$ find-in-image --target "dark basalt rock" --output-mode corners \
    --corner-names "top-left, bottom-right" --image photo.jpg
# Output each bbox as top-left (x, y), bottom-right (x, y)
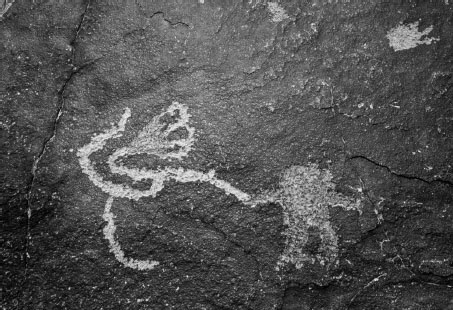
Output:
top-left (1, 0), bottom-right (452, 309)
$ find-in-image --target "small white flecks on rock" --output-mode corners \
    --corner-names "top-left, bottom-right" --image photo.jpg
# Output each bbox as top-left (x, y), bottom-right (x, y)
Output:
top-left (267, 2), bottom-right (289, 23)
top-left (386, 21), bottom-right (440, 52)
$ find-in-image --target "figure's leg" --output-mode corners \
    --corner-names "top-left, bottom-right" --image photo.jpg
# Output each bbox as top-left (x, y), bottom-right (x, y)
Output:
top-left (318, 222), bottom-right (340, 268)
top-left (102, 196), bottom-right (160, 270)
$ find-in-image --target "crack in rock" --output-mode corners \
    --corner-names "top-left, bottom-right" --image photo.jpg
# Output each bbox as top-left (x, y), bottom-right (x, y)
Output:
top-left (349, 155), bottom-right (453, 187)
top-left (138, 8), bottom-right (190, 28)
top-left (24, 0), bottom-right (92, 271)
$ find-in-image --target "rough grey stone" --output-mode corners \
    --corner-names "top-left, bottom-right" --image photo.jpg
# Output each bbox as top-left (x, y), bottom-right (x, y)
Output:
top-left (1, 0), bottom-right (452, 309)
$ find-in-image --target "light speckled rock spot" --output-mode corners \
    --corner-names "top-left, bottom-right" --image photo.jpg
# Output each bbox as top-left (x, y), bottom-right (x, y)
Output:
top-left (386, 21), bottom-right (440, 51)
top-left (267, 2), bottom-right (289, 23)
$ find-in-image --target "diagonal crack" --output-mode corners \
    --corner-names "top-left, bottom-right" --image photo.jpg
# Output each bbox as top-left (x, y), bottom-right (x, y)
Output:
top-left (349, 155), bottom-right (453, 187)
top-left (346, 273), bottom-right (388, 307)
top-left (24, 0), bottom-right (92, 272)
top-left (152, 11), bottom-right (190, 27)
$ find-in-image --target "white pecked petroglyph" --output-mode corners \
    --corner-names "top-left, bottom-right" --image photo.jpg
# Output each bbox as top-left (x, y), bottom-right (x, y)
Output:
top-left (102, 196), bottom-right (160, 270)
top-left (0, 0), bottom-right (15, 18)
top-left (386, 21), bottom-right (440, 52)
top-left (77, 102), bottom-right (252, 270)
top-left (78, 102), bottom-right (361, 271)
top-left (254, 164), bottom-right (362, 269)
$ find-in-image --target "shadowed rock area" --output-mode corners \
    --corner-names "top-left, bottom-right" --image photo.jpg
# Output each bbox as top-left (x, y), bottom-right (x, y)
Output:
top-left (1, 0), bottom-right (452, 309)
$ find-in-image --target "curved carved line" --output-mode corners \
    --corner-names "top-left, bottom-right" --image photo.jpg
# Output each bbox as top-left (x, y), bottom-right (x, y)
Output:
top-left (103, 196), bottom-right (160, 270)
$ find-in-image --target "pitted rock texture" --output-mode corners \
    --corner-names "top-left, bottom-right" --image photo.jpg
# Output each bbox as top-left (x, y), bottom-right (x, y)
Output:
top-left (1, 0), bottom-right (452, 309)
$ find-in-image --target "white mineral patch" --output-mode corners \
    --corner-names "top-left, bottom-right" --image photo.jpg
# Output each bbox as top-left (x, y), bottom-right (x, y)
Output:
top-left (267, 2), bottom-right (289, 23)
top-left (78, 102), bottom-right (253, 270)
top-left (386, 21), bottom-right (440, 52)
top-left (255, 164), bottom-right (361, 269)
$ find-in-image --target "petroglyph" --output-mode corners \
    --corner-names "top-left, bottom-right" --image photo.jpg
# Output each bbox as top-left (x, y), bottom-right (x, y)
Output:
top-left (102, 196), bottom-right (160, 270)
top-left (78, 102), bottom-right (361, 271)
top-left (255, 164), bottom-right (362, 270)
top-left (0, 0), bottom-right (15, 18)
top-left (386, 21), bottom-right (439, 52)
top-left (78, 102), bottom-right (252, 270)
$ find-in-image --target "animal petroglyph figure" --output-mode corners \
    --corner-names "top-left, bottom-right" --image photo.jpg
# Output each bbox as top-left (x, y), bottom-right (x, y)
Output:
top-left (78, 102), bottom-right (253, 270)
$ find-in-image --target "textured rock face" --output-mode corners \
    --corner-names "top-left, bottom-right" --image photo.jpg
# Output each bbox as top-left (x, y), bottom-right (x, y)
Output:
top-left (1, 0), bottom-right (452, 309)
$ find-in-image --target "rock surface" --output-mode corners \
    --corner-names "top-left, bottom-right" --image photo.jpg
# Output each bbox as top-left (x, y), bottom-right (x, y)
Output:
top-left (1, 0), bottom-right (452, 309)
